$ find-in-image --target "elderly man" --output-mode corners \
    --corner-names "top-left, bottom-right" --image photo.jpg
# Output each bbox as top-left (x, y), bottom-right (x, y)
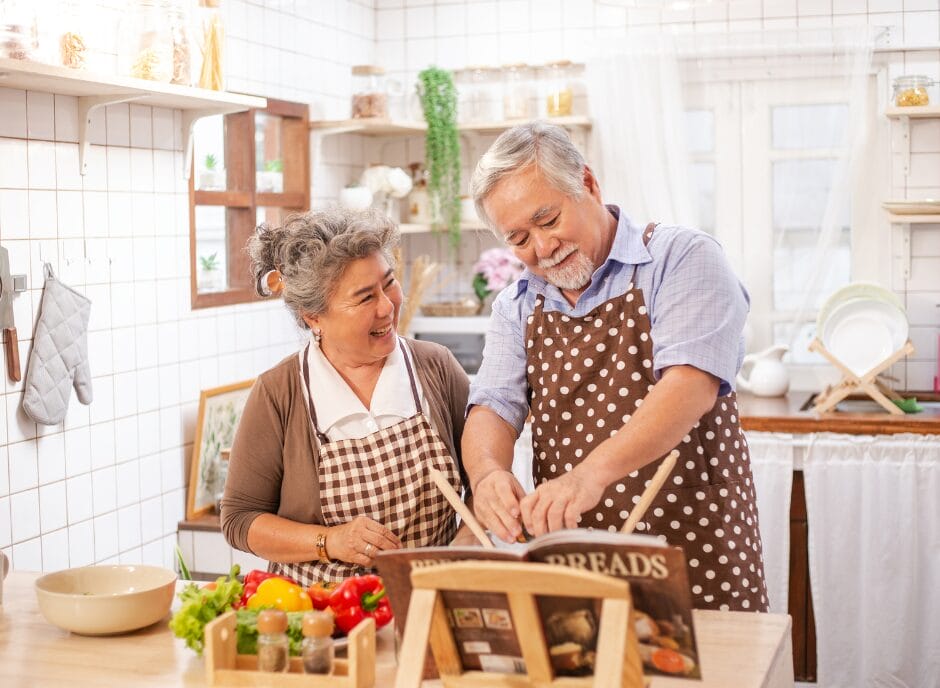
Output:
top-left (463, 121), bottom-right (767, 612)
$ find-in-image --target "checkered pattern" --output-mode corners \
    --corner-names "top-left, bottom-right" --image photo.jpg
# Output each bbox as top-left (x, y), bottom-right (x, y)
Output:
top-left (275, 413), bottom-right (459, 586)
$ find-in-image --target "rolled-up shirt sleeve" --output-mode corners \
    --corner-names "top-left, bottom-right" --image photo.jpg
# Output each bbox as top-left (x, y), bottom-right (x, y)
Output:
top-left (467, 290), bottom-right (530, 434)
top-left (648, 231), bottom-right (749, 396)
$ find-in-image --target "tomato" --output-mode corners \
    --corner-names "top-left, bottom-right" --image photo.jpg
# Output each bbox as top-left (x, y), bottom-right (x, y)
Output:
top-left (306, 581), bottom-right (336, 611)
top-left (246, 577), bottom-right (313, 612)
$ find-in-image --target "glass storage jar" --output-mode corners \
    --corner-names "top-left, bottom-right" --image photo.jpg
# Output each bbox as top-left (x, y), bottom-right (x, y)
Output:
top-left (351, 65), bottom-right (388, 119)
top-left (0, 0), bottom-right (38, 60)
top-left (892, 75), bottom-right (934, 107)
top-left (194, 0), bottom-right (224, 90)
top-left (543, 60), bottom-right (574, 117)
top-left (118, 0), bottom-right (174, 82)
top-left (167, 0), bottom-right (192, 85)
top-left (502, 63), bottom-right (533, 120)
top-left (51, 0), bottom-right (89, 69)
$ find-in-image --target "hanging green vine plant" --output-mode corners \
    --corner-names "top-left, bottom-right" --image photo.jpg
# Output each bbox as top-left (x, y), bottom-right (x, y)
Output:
top-left (417, 67), bottom-right (461, 257)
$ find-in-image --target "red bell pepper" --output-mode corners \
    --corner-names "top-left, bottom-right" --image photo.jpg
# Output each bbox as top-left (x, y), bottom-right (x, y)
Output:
top-left (306, 581), bottom-right (336, 611)
top-left (327, 574), bottom-right (394, 634)
top-left (237, 569), bottom-right (296, 608)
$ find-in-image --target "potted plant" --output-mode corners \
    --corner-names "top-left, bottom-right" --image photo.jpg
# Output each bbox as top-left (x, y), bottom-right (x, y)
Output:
top-left (417, 67), bottom-right (461, 256)
top-left (197, 252), bottom-right (222, 291)
top-left (199, 154), bottom-right (224, 190)
top-left (257, 159), bottom-right (283, 193)
top-left (472, 248), bottom-right (525, 311)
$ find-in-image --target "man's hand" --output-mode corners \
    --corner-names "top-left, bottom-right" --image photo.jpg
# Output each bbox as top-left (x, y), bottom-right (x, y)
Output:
top-left (520, 467), bottom-right (607, 537)
top-left (472, 470), bottom-right (526, 543)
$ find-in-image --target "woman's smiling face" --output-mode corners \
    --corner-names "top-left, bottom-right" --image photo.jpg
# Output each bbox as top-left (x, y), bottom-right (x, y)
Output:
top-left (306, 252), bottom-right (403, 367)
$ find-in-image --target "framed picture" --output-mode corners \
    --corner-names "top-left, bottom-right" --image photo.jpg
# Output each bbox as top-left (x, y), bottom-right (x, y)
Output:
top-left (186, 379), bottom-right (255, 519)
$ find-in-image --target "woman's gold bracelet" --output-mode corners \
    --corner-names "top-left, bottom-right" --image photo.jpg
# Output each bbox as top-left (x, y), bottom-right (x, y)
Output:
top-left (316, 532), bottom-right (330, 563)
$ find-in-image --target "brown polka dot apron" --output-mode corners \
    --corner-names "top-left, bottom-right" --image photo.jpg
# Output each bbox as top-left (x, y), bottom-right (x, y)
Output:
top-left (526, 223), bottom-right (768, 612)
top-left (274, 339), bottom-right (460, 585)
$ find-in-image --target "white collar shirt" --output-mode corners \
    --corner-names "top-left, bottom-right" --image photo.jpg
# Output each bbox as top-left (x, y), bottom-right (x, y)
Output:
top-left (301, 336), bottom-right (429, 441)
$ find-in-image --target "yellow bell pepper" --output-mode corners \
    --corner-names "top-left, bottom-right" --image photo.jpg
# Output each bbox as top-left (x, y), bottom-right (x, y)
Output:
top-left (245, 577), bottom-right (313, 612)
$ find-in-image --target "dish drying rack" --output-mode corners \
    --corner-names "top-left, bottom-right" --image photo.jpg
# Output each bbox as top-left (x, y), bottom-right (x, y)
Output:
top-left (809, 338), bottom-right (915, 415)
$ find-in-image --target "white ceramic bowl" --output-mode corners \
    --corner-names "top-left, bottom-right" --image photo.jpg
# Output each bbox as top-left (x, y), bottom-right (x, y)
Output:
top-left (35, 565), bottom-right (177, 635)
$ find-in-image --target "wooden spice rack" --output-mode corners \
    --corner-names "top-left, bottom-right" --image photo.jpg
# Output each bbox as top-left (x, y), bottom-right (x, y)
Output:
top-left (204, 612), bottom-right (375, 687)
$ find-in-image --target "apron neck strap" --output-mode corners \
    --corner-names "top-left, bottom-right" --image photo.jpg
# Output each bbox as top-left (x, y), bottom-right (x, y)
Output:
top-left (303, 338), bottom-right (423, 443)
top-left (629, 222), bottom-right (659, 285)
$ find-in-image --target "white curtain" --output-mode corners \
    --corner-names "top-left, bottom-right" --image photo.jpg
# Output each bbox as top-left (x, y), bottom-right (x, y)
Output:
top-left (745, 432), bottom-right (795, 615)
top-left (803, 434), bottom-right (940, 688)
top-left (586, 34), bottom-right (698, 228)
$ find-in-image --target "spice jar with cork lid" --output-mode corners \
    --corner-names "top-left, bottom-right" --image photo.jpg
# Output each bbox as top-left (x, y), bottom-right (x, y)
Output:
top-left (256, 609), bottom-right (290, 673)
top-left (352, 65), bottom-right (388, 119)
top-left (301, 610), bottom-right (335, 675)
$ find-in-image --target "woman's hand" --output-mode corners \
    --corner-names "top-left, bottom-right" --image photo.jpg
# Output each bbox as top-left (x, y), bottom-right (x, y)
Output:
top-left (325, 516), bottom-right (402, 567)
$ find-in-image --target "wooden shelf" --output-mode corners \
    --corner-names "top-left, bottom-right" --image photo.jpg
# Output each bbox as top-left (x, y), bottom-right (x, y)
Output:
top-left (886, 213), bottom-right (940, 223)
top-left (399, 222), bottom-right (488, 234)
top-left (885, 105), bottom-right (940, 119)
top-left (408, 316), bottom-right (489, 334)
top-left (0, 57), bottom-right (266, 177)
top-left (310, 115), bottom-right (592, 137)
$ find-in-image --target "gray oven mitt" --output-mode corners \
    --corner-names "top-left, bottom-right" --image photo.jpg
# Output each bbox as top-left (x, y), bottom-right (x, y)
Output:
top-left (22, 264), bottom-right (93, 425)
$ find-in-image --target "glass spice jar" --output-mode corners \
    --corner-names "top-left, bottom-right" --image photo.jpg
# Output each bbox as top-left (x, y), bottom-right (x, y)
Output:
top-left (351, 65), bottom-right (388, 119)
top-left (194, 0), bottom-right (224, 90)
top-left (301, 611), bottom-right (334, 675)
top-left (502, 63), bottom-right (533, 120)
top-left (257, 609), bottom-right (290, 673)
top-left (893, 75), bottom-right (934, 107)
top-left (544, 60), bottom-right (574, 117)
top-left (118, 0), bottom-right (174, 82)
top-left (0, 0), bottom-right (38, 60)
top-left (167, 0), bottom-right (192, 85)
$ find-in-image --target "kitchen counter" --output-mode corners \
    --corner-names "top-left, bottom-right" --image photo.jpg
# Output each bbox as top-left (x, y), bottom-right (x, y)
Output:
top-left (1, 571), bottom-right (793, 687)
top-left (738, 391), bottom-right (940, 435)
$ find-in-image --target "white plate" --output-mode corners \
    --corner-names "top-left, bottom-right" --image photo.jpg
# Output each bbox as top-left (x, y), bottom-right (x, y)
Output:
top-left (882, 200), bottom-right (940, 215)
top-left (816, 282), bottom-right (904, 336)
top-left (820, 299), bottom-right (908, 376)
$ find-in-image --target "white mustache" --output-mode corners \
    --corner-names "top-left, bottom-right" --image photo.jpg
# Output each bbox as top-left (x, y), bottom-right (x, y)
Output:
top-left (538, 244), bottom-right (577, 269)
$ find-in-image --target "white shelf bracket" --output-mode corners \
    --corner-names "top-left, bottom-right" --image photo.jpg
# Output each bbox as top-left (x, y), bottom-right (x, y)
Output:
top-left (78, 94), bottom-right (145, 175)
top-left (900, 114), bottom-right (911, 177)
top-left (181, 109), bottom-right (226, 180)
top-left (900, 222), bottom-right (911, 280)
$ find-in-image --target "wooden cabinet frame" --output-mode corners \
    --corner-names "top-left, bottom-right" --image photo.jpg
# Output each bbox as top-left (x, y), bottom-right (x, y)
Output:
top-left (189, 98), bottom-right (310, 308)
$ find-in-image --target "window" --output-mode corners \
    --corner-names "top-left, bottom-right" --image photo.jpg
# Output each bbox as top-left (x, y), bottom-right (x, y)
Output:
top-left (683, 78), bottom-right (866, 375)
top-left (190, 99), bottom-right (309, 308)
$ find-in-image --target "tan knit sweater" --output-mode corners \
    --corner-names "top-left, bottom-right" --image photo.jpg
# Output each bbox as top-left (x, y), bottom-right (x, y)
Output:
top-left (220, 338), bottom-right (470, 554)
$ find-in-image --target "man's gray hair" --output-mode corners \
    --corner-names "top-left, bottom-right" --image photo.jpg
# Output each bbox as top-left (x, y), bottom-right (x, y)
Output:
top-left (469, 121), bottom-right (587, 228)
top-left (247, 208), bottom-right (399, 329)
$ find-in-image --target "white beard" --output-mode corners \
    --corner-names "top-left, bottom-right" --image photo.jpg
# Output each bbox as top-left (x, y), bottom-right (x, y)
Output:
top-left (540, 243), bottom-right (594, 291)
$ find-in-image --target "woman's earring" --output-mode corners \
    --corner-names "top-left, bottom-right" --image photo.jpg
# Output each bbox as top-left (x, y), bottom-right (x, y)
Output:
top-left (313, 329), bottom-right (322, 344)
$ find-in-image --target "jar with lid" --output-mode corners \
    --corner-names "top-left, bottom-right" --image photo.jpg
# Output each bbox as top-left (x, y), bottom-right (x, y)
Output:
top-left (48, 0), bottom-right (90, 69)
top-left (893, 75), bottom-right (935, 107)
top-left (167, 0), bottom-right (192, 85)
top-left (0, 0), bottom-right (38, 60)
top-left (352, 65), bottom-right (388, 119)
top-left (543, 60), bottom-right (574, 117)
top-left (257, 609), bottom-right (290, 673)
top-left (459, 66), bottom-right (499, 122)
top-left (301, 611), bottom-right (334, 675)
top-left (118, 0), bottom-right (174, 82)
top-left (194, 0), bottom-right (224, 90)
top-left (502, 63), bottom-right (533, 120)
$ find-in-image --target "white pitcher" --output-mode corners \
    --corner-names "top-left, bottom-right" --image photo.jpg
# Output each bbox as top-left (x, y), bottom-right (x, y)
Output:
top-left (736, 344), bottom-right (790, 397)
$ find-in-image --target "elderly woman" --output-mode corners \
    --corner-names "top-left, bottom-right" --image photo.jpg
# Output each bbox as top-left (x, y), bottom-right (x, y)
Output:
top-left (221, 208), bottom-right (470, 584)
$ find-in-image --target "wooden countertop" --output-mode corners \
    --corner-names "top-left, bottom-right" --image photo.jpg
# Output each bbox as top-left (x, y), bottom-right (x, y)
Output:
top-left (738, 390), bottom-right (940, 435)
top-left (1, 571), bottom-right (793, 687)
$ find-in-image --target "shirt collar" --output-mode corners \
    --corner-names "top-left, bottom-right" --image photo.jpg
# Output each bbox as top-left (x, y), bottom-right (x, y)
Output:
top-left (512, 205), bottom-right (652, 299)
top-left (306, 336), bottom-right (416, 431)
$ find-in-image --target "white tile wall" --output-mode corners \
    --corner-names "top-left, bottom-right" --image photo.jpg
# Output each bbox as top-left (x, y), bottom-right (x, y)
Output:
top-left (0, 0), bottom-right (374, 573)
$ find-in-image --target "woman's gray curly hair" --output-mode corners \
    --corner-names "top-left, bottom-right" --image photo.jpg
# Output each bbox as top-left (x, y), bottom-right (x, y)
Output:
top-left (248, 207), bottom-right (400, 329)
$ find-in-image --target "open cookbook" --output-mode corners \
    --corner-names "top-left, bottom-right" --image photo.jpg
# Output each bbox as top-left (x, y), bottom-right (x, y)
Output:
top-left (375, 529), bottom-right (702, 680)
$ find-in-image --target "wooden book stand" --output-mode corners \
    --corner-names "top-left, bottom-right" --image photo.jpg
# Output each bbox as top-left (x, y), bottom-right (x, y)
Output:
top-left (809, 338), bottom-right (915, 415)
top-left (394, 561), bottom-right (645, 688)
top-left (203, 611), bottom-right (375, 687)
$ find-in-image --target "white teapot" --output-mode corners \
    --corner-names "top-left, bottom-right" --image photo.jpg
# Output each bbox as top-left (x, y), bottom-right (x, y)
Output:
top-left (736, 344), bottom-right (790, 397)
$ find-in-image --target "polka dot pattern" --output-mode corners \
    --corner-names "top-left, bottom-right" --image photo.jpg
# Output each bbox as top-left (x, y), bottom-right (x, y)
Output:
top-left (522, 223), bottom-right (768, 613)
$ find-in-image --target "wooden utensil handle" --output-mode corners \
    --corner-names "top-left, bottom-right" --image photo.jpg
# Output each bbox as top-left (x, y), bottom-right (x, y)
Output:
top-left (3, 327), bottom-right (19, 382)
top-left (621, 449), bottom-right (679, 534)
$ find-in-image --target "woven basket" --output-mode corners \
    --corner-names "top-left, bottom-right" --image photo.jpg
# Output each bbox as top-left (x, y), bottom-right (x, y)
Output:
top-left (420, 299), bottom-right (482, 317)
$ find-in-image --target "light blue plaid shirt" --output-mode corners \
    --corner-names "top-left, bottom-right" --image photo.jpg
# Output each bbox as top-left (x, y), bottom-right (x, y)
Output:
top-left (468, 207), bottom-right (750, 433)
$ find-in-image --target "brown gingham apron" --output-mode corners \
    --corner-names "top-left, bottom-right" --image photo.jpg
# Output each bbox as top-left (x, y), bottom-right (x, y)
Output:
top-left (274, 339), bottom-right (460, 585)
top-left (526, 223), bottom-right (768, 612)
